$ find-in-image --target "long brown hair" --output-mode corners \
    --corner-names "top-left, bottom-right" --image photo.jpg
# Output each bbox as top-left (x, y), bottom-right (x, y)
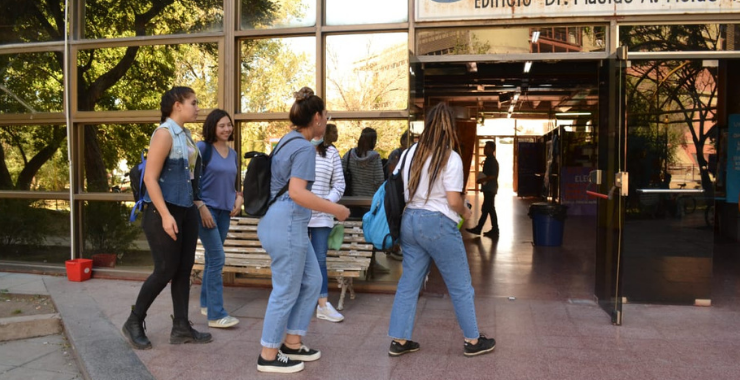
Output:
top-left (407, 103), bottom-right (460, 203)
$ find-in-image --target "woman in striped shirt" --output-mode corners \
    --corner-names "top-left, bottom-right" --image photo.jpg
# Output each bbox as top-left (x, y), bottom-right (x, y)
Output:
top-left (308, 123), bottom-right (346, 322)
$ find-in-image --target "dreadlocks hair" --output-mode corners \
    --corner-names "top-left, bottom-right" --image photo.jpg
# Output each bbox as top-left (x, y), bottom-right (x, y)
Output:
top-left (407, 102), bottom-right (460, 203)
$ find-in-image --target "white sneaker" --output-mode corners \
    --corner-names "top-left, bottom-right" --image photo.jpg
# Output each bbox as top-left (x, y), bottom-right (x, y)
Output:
top-left (316, 302), bottom-right (344, 322)
top-left (208, 315), bottom-right (239, 328)
top-left (200, 307), bottom-right (207, 316)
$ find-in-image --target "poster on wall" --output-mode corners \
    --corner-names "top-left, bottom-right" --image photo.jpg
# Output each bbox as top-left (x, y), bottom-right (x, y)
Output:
top-left (726, 114), bottom-right (740, 204)
top-left (417, 0), bottom-right (739, 22)
top-left (561, 166), bottom-right (596, 215)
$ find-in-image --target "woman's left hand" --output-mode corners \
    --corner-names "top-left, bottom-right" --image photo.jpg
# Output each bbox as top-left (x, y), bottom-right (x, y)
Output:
top-left (199, 205), bottom-right (215, 228)
top-left (230, 195), bottom-right (243, 216)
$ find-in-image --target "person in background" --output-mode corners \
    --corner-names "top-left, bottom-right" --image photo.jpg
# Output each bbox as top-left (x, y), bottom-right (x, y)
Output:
top-left (385, 129), bottom-right (412, 179)
top-left (197, 109), bottom-right (242, 329)
top-left (122, 86), bottom-right (212, 350)
top-left (256, 87), bottom-right (350, 373)
top-left (308, 123), bottom-right (346, 323)
top-left (466, 141), bottom-right (499, 237)
top-left (342, 127), bottom-right (384, 198)
top-left (387, 102), bottom-right (495, 358)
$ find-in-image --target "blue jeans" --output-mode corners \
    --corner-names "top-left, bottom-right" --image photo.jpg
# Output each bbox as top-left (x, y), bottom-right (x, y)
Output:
top-left (198, 207), bottom-right (231, 320)
top-left (308, 227), bottom-right (331, 299)
top-left (258, 195), bottom-right (321, 348)
top-left (388, 208), bottom-right (480, 340)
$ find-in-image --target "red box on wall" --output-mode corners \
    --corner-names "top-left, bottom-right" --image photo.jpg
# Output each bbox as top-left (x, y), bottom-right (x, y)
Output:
top-left (65, 259), bottom-right (93, 282)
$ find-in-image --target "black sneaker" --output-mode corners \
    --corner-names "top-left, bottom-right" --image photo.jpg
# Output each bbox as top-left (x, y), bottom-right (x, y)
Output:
top-left (464, 335), bottom-right (496, 357)
top-left (257, 351), bottom-right (304, 373)
top-left (465, 227), bottom-right (482, 235)
top-left (483, 229), bottom-right (499, 237)
top-left (280, 343), bottom-right (321, 362)
top-left (388, 340), bottom-right (420, 356)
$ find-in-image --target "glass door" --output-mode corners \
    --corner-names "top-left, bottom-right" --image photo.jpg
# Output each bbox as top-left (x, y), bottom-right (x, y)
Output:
top-left (621, 58), bottom-right (717, 305)
top-left (594, 50), bottom-right (627, 324)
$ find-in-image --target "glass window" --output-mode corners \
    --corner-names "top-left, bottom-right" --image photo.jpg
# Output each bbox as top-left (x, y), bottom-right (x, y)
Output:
top-left (80, 123), bottom-right (157, 193)
top-left (241, 0), bottom-right (315, 30)
top-left (78, 43), bottom-right (218, 112)
top-left (240, 37), bottom-right (315, 113)
top-left (240, 121), bottom-right (294, 154)
top-left (0, 125), bottom-right (69, 191)
top-left (331, 119), bottom-right (409, 159)
top-left (326, 33), bottom-right (408, 111)
top-left (620, 24), bottom-right (739, 52)
top-left (0, 53), bottom-right (64, 114)
top-left (326, 0), bottom-right (407, 26)
top-left (82, 201), bottom-right (150, 268)
top-left (417, 25), bottom-right (607, 56)
top-left (83, 0), bottom-right (224, 39)
top-left (0, 3), bottom-right (64, 44)
top-left (0, 199), bottom-right (70, 265)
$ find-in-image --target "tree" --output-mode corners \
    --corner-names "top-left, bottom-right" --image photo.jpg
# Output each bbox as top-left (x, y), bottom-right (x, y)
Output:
top-left (0, 0), bottom-right (274, 191)
top-left (621, 25), bottom-right (720, 193)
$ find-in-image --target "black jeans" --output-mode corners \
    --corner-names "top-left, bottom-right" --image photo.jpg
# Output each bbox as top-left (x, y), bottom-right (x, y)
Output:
top-left (475, 191), bottom-right (498, 232)
top-left (133, 203), bottom-right (198, 321)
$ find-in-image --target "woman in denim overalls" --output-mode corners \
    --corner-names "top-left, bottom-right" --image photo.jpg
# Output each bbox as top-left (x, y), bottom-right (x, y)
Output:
top-left (256, 87), bottom-right (350, 374)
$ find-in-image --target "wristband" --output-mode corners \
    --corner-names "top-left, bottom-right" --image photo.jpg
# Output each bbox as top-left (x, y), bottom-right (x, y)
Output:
top-left (197, 203), bottom-right (206, 210)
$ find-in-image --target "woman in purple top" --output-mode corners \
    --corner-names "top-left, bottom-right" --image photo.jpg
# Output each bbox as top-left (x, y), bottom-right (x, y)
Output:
top-left (196, 109), bottom-right (243, 329)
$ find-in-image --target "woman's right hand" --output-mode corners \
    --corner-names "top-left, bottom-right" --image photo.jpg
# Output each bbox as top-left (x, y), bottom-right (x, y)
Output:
top-left (334, 204), bottom-right (351, 221)
top-left (161, 213), bottom-right (179, 241)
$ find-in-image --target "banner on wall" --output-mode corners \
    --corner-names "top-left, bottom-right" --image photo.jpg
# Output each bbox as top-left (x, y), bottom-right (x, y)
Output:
top-left (726, 114), bottom-right (740, 204)
top-left (561, 166), bottom-right (596, 215)
top-left (418, 0), bottom-right (738, 22)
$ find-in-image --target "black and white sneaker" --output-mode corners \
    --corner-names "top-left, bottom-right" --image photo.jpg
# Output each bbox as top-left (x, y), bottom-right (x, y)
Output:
top-left (388, 340), bottom-right (420, 356)
top-left (280, 343), bottom-right (321, 362)
top-left (463, 335), bottom-right (496, 357)
top-left (257, 351), bottom-right (304, 373)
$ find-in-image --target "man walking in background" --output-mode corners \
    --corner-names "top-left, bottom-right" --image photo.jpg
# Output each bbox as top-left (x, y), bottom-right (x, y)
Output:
top-left (466, 141), bottom-right (499, 237)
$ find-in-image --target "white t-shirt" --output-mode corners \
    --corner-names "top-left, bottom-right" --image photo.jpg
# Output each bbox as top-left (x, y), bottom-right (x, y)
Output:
top-left (398, 144), bottom-right (463, 223)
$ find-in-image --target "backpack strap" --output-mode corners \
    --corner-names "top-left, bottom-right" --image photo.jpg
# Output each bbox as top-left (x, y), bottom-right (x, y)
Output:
top-left (129, 149), bottom-right (148, 222)
top-left (267, 135), bottom-right (304, 204)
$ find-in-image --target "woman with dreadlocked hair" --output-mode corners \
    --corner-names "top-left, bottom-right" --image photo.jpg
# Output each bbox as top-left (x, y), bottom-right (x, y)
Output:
top-left (387, 103), bottom-right (496, 358)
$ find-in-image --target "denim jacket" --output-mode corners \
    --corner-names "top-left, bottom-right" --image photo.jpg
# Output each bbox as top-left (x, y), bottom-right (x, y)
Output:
top-left (144, 118), bottom-right (202, 207)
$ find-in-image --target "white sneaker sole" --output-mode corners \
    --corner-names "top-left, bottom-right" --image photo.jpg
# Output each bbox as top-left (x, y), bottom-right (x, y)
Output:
top-left (257, 362), bottom-right (305, 373)
top-left (316, 314), bottom-right (344, 323)
top-left (283, 351), bottom-right (321, 362)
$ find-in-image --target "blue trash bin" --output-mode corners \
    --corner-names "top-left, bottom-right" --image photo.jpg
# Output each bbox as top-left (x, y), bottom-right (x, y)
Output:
top-left (528, 202), bottom-right (567, 246)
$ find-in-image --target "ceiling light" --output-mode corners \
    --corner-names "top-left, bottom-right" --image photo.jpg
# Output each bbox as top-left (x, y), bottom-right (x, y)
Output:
top-left (531, 31), bottom-right (540, 43)
top-left (523, 61), bottom-right (533, 73)
top-left (555, 112), bottom-right (592, 116)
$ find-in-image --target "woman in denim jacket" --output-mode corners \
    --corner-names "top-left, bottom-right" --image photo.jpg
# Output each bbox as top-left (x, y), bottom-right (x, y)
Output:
top-left (122, 86), bottom-right (212, 350)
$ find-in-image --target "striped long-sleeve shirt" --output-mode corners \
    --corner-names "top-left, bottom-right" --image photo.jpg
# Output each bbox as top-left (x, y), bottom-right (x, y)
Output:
top-left (309, 145), bottom-right (346, 228)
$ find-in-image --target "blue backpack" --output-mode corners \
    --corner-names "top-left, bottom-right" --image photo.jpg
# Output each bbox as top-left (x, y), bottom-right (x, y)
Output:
top-left (362, 145), bottom-right (415, 250)
top-left (128, 149), bottom-right (148, 222)
top-left (362, 181), bottom-right (394, 250)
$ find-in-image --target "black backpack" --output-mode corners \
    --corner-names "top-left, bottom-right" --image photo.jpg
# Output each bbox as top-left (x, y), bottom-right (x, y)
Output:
top-left (342, 149), bottom-right (353, 196)
top-left (384, 144), bottom-right (416, 243)
top-left (242, 136), bottom-right (302, 217)
top-left (128, 149), bottom-right (148, 222)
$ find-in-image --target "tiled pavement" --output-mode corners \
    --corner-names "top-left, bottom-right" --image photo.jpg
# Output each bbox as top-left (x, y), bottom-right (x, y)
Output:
top-left (2, 272), bottom-right (740, 380)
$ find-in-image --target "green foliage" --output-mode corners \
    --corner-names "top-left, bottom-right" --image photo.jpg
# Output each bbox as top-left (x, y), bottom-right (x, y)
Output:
top-left (0, 199), bottom-right (50, 248)
top-left (84, 202), bottom-right (139, 256)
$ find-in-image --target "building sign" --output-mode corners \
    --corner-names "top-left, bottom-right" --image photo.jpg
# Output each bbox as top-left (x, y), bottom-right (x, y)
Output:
top-left (418, 0), bottom-right (737, 22)
top-left (726, 114), bottom-right (740, 204)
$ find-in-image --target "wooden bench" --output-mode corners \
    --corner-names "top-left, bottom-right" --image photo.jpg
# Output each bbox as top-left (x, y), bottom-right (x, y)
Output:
top-left (192, 217), bottom-right (372, 310)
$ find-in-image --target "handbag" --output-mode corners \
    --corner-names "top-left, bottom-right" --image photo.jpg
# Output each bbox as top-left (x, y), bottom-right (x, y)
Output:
top-left (328, 224), bottom-right (345, 251)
